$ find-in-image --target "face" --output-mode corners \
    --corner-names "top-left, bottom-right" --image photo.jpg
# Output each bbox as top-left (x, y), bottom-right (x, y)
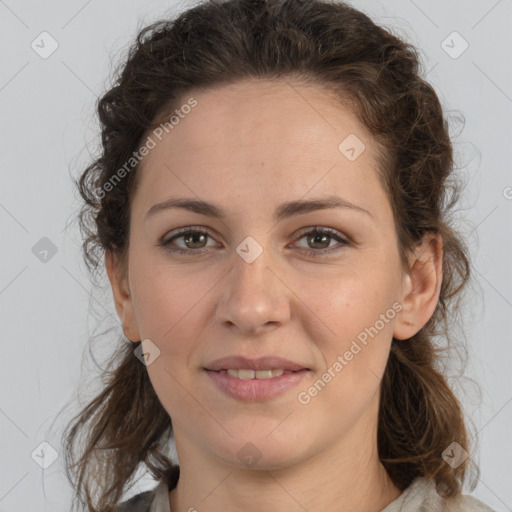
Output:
top-left (106, 78), bottom-right (437, 471)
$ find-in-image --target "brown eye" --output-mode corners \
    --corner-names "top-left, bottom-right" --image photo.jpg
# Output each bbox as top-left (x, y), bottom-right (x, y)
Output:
top-left (293, 227), bottom-right (349, 257)
top-left (180, 232), bottom-right (208, 249)
top-left (161, 227), bottom-right (218, 255)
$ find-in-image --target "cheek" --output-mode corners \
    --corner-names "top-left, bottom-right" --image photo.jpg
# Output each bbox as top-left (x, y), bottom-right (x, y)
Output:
top-left (130, 257), bottom-right (208, 344)
top-left (294, 263), bottom-right (400, 402)
top-left (131, 266), bottom-right (209, 421)
top-left (297, 265), bottom-right (400, 344)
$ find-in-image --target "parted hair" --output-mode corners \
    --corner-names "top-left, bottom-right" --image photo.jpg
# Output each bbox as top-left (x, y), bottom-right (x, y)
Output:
top-left (63, 1), bottom-right (475, 510)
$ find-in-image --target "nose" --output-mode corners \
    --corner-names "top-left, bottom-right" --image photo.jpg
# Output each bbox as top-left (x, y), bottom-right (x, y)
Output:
top-left (215, 247), bottom-right (291, 335)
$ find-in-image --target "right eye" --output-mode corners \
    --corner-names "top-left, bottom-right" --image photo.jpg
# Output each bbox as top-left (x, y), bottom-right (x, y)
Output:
top-left (160, 227), bottom-right (219, 255)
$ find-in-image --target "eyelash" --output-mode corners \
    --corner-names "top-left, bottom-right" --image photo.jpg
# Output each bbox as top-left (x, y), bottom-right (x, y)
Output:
top-left (159, 226), bottom-right (349, 258)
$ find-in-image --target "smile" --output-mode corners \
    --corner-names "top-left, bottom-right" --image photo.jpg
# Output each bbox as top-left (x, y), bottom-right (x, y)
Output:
top-left (205, 368), bottom-right (310, 401)
top-left (219, 368), bottom-right (291, 379)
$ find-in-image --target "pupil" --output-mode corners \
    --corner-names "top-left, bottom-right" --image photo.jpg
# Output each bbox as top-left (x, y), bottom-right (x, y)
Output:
top-left (186, 233), bottom-right (206, 248)
top-left (310, 233), bottom-right (329, 249)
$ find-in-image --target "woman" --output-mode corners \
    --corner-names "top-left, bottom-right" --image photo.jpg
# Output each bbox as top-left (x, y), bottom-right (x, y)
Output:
top-left (62, 0), bottom-right (495, 510)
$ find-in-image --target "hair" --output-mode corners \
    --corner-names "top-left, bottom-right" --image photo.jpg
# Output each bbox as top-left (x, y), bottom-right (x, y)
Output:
top-left (62, 0), bottom-right (476, 510)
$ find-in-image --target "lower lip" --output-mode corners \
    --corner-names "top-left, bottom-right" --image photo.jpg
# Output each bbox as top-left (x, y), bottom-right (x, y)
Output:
top-left (205, 369), bottom-right (310, 401)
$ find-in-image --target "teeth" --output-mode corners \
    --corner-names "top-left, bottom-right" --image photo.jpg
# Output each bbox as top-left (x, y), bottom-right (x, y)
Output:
top-left (224, 368), bottom-right (286, 379)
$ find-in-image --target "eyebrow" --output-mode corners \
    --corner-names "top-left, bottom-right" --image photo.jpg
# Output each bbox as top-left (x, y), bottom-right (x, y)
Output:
top-left (145, 195), bottom-right (373, 223)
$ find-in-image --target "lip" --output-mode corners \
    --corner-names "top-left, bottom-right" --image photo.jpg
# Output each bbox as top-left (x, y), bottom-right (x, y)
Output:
top-left (204, 355), bottom-right (309, 372)
top-left (204, 355), bottom-right (311, 402)
top-left (205, 368), bottom-right (310, 401)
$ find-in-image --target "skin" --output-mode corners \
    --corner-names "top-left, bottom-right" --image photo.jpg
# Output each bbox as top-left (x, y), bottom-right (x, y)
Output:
top-left (106, 78), bottom-right (443, 512)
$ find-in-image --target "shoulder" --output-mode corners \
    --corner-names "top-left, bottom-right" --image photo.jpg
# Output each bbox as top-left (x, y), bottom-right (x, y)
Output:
top-left (445, 493), bottom-right (496, 512)
top-left (382, 477), bottom-right (496, 512)
top-left (113, 466), bottom-right (178, 512)
top-left (112, 485), bottom-right (161, 512)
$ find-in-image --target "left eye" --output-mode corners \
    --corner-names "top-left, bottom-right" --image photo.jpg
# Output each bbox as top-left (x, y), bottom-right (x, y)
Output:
top-left (160, 226), bottom-right (348, 257)
top-left (293, 227), bottom-right (349, 256)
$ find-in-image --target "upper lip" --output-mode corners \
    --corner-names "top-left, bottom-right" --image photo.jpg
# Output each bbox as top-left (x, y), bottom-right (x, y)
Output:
top-left (204, 355), bottom-right (309, 372)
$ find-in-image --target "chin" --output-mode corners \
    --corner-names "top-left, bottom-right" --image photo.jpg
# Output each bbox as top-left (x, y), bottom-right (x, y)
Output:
top-left (207, 429), bottom-right (313, 471)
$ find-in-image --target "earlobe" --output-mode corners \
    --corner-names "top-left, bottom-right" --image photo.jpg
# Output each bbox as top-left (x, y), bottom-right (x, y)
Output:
top-left (393, 233), bottom-right (443, 341)
top-left (105, 250), bottom-right (141, 343)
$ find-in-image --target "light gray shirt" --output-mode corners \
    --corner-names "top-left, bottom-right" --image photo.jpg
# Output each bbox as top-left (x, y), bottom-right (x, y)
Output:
top-left (114, 476), bottom-right (496, 511)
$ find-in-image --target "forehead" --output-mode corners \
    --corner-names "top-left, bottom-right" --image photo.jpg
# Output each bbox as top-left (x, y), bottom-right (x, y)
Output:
top-left (162, 78), bottom-right (376, 154)
top-left (132, 78), bottom-right (385, 218)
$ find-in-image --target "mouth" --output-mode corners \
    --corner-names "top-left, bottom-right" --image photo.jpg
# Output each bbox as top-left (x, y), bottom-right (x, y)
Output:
top-left (209, 368), bottom-right (302, 380)
top-left (204, 354), bottom-right (310, 373)
top-left (203, 355), bottom-right (311, 401)
top-left (204, 367), bottom-right (310, 401)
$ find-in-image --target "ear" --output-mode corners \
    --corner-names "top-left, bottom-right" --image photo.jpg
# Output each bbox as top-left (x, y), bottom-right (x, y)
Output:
top-left (393, 232), bottom-right (443, 340)
top-left (105, 250), bottom-right (141, 342)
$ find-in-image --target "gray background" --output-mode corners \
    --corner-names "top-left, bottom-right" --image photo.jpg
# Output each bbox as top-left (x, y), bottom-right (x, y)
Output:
top-left (0, 0), bottom-right (510, 510)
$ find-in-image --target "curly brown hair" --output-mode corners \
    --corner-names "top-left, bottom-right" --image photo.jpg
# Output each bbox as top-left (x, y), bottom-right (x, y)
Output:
top-left (61, 0), bottom-right (477, 510)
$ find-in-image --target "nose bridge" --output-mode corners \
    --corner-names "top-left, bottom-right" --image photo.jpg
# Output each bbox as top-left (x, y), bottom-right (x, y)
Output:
top-left (215, 239), bottom-right (290, 333)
